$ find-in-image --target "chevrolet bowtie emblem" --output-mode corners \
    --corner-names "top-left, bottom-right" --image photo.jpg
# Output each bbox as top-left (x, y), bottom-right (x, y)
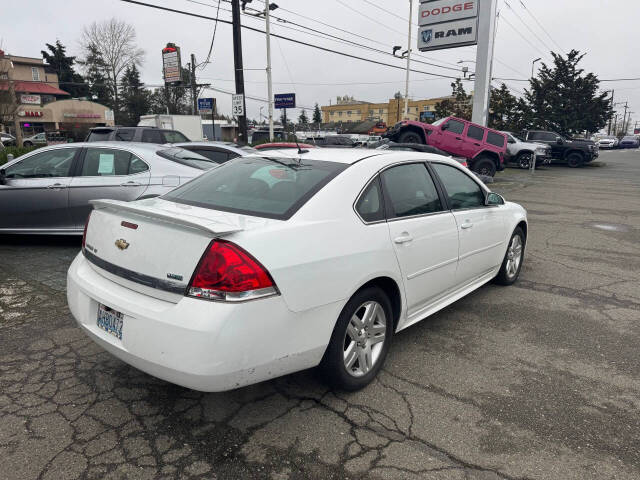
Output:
top-left (115, 239), bottom-right (130, 250)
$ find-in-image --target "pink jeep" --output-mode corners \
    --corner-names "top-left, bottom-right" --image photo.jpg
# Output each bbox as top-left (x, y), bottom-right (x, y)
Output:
top-left (386, 116), bottom-right (507, 176)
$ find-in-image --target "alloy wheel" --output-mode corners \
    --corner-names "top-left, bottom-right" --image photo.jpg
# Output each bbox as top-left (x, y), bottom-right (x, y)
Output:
top-left (505, 235), bottom-right (523, 278)
top-left (519, 153), bottom-right (532, 169)
top-left (342, 301), bottom-right (387, 377)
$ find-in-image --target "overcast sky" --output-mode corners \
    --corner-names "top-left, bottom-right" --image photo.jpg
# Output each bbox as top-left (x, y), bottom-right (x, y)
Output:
top-left (3, 0), bottom-right (639, 129)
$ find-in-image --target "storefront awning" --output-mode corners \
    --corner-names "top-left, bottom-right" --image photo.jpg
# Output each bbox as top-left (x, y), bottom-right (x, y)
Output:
top-left (0, 81), bottom-right (70, 96)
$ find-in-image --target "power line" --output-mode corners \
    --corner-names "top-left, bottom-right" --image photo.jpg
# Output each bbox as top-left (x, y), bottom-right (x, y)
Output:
top-left (119, 0), bottom-right (461, 80)
top-left (199, 0), bottom-right (223, 68)
top-left (518, 0), bottom-right (565, 54)
top-left (503, 1), bottom-right (554, 54)
top-left (498, 14), bottom-right (550, 60)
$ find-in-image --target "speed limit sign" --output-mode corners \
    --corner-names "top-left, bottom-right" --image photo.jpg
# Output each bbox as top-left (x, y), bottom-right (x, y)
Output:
top-left (232, 94), bottom-right (245, 116)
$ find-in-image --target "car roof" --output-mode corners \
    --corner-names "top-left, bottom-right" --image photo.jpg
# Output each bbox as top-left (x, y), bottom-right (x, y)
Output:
top-left (250, 147), bottom-right (462, 166)
top-left (19, 141), bottom-right (169, 154)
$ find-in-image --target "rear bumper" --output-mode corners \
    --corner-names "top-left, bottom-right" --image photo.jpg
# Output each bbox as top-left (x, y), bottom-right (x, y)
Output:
top-left (67, 253), bottom-right (341, 391)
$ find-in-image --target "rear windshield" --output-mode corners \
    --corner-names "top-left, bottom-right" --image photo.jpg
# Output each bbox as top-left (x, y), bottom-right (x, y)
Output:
top-left (156, 147), bottom-right (218, 170)
top-left (163, 156), bottom-right (348, 220)
top-left (87, 130), bottom-right (113, 141)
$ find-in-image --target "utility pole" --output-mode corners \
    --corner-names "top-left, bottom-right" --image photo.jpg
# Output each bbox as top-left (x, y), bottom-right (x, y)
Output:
top-left (231, 0), bottom-right (248, 144)
top-left (6, 61), bottom-right (23, 147)
top-left (403, 0), bottom-right (413, 119)
top-left (265, 0), bottom-right (275, 141)
top-left (622, 102), bottom-right (629, 135)
top-left (471, 0), bottom-right (498, 126)
top-left (190, 53), bottom-right (198, 115)
top-left (607, 90), bottom-right (614, 135)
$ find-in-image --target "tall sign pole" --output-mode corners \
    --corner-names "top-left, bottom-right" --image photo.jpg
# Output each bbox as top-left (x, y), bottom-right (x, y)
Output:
top-left (265, 0), bottom-right (275, 142)
top-left (471, 0), bottom-right (498, 126)
top-left (403, 0), bottom-right (413, 119)
top-left (231, 0), bottom-right (248, 144)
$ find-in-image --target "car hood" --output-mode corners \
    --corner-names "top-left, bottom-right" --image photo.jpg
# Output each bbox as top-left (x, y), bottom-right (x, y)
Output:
top-left (518, 141), bottom-right (550, 150)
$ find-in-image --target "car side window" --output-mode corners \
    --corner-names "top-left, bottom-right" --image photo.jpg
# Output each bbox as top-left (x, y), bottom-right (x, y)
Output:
top-left (141, 129), bottom-right (163, 144)
top-left (486, 131), bottom-right (505, 148)
top-left (4, 148), bottom-right (77, 179)
top-left (432, 163), bottom-right (485, 210)
top-left (381, 163), bottom-right (443, 218)
top-left (355, 177), bottom-right (385, 223)
top-left (467, 125), bottom-right (485, 141)
top-left (443, 119), bottom-right (465, 135)
top-left (80, 148), bottom-right (147, 176)
top-left (162, 130), bottom-right (190, 143)
top-left (541, 132), bottom-right (557, 141)
top-left (114, 128), bottom-right (136, 141)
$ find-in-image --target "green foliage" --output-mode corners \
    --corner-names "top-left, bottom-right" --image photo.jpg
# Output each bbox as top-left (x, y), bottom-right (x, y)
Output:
top-left (148, 67), bottom-right (192, 115)
top-left (523, 50), bottom-right (612, 136)
top-left (120, 65), bottom-right (150, 126)
top-left (78, 43), bottom-right (112, 108)
top-left (434, 79), bottom-right (472, 120)
top-left (297, 109), bottom-right (309, 126)
top-left (0, 146), bottom-right (42, 166)
top-left (313, 103), bottom-right (322, 124)
top-left (41, 40), bottom-right (88, 98)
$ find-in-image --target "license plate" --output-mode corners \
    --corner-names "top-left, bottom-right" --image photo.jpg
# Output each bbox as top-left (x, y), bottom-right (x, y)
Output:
top-left (97, 304), bottom-right (124, 340)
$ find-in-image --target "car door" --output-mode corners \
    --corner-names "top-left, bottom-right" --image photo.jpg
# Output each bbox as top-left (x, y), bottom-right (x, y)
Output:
top-left (437, 118), bottom-right (466, 153)
top-left (462, 124), bottom-right (486, 159)
top-left (68, 146), bottom-right (150, 228)
top-left (431, 163), bottom-right (506, 285)
top-left (381, 162), bottom-right (459, 318)
top-left (0, 147), bottom-right (79, 231)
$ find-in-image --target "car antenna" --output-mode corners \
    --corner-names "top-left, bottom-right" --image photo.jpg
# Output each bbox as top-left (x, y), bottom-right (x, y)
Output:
top-left (294, 133), bottom-right (309, 155)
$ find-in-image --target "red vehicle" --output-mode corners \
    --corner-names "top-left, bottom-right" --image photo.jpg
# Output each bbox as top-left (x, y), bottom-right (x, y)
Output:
top-left (254, 142), bottom-right (316, 151)
top-left (385, 116), bottom-right (507, 176)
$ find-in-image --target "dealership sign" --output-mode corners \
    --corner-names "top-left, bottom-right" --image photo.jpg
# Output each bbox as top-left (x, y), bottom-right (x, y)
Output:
top-left (418, 0), bottom-right (478, 52)
top-left (18, 110), bottom-right (43, 117)
top-left (162, 44), bottom-right (182, 85)
top-left (63, 113), bottom-right (102, 119)
top-left (274, 93), bottom-right (296, 109)
top-left (20, 94), bottom-right (41, 105)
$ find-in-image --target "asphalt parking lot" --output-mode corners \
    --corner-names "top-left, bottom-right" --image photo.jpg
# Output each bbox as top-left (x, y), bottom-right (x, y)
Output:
top-left (1, 149), bottom-right (639, 480)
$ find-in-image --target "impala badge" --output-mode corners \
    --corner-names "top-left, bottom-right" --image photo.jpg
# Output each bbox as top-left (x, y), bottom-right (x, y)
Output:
top-left (115, 239), bottom-right (130, 250)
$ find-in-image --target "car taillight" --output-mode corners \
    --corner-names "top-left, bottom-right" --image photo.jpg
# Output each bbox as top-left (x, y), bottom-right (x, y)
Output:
top-left (460, 160), bottom-right (468, 168)
top-left (82, 211), bottom-right (92, 251)
top-left (187, 240), bottom-right (278, 302)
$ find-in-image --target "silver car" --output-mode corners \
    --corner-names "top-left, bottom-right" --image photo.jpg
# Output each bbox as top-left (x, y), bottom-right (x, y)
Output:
top-left (172, 141), bottom-right (258, 164)
top-left (0, 142), bottom-right (216, 235)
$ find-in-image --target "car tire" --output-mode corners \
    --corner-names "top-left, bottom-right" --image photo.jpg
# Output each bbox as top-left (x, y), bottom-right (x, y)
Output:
top-left (23, 141), bottom-right (32, 147)
top-left (472, 156), bottom-right (497, 177)
top-left (516, 152), bottom-right (533, 169)
top-left (494, 227), bottom-right (525, 286)
top-left (398, 130), bottom-right (424, 144)
top-left (567, 152), bottom-right (583, 168)
top-left (319, 286), bottom-right (394, 391)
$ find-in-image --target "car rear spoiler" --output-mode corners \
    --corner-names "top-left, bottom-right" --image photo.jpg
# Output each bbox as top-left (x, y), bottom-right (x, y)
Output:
top-left (90, 199), bottom-right (243, 236)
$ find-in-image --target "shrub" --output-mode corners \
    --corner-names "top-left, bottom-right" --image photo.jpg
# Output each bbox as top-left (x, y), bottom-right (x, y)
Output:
top-left (0, 145), bottom-right (42, 166)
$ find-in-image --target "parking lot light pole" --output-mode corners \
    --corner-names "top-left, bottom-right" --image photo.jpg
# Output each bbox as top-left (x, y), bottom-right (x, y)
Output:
top-left (403, 0), bottom-right (413, 120)
top-left (265, 0), bottom-right (275, 142)
top-left (531, 57), bottom-right (541, 78)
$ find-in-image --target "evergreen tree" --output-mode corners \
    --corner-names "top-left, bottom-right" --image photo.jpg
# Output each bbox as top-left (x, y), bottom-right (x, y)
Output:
top-left (120, 64), bottom-right (150, 126)
top-left (41, 40), bottom-right (88, 98)
top-left (523, 50), bottom-right (612, 136)
top-left (297, 109), bottom-right (309, 128)
top-left (434, 79), bottom-right (472, 120)
top-left (148, 67), bottom-right (191, 115)
top-left (312, 103), bottom-right (322, 124)
top-left (78, 43), bottom-right (112, 108)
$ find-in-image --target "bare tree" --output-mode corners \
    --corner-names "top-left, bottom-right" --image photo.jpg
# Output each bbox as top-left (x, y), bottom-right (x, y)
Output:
top-left (79, 18), bottom-right (144, 122)
top-left (0, 54), bottom-right (22, 146)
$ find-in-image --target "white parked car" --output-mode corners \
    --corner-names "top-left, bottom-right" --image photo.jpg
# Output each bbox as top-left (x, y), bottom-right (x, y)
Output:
top-left (67, 149), bottom-right (528, 391)
top-left (597, 136), bottom-right (618, 149)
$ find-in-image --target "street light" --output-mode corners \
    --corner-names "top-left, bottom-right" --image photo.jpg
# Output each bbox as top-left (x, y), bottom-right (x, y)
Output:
top-left (531, 57), bottom-right (542, 78)
top-left (403, 0), bottom-right (414, 120)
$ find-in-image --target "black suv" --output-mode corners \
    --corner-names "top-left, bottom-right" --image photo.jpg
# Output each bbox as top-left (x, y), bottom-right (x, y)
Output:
top-left (522, 130), bottom-right (598, 167)
top-left (86, 126), bottom-right (190, 144)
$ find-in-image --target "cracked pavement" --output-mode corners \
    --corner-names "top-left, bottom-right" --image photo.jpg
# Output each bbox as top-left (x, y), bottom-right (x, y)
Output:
top-left (1, 149), bottom-right (639, 479)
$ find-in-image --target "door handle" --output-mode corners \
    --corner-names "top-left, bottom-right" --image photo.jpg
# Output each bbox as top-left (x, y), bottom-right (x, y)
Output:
top-left (47, 183), bottom-right (67, 189)
top-left (120, 181), bottom-right (142, 187)
top-left (473, 142), bottom-right (481, 146)
top-left (394, 233), bottom-right (413, 244)
top-left (455, 137), bottom-right (462, 140)
top-left (460, 221), bottom-right (473, 230)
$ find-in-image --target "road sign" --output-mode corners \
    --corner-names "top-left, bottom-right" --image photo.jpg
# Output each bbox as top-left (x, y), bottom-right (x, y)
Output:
top-left (198, 97), bottom-right (215, 113)
top-left (274, 93), bottom-right (296, 109)
top-left (417, 0), bottom-right (479, 52)
top-left (232, 94), bottom-right (245, 116)
top-left (162, 44), bottom-right (182, 85)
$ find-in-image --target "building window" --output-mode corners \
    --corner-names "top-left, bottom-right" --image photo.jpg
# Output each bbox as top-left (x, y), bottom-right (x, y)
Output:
top-left (369, 110), bottom-right (374, 115)
top-left (356, 110), bottom-right (361, 114)
top-left (31, 67), bottom-right (40, 81)
top-left (330, 111), bottom-right (334, 116)
top-left (347, 110), bottom-right (352, 115)
top-left (379, 109), bottom-right (383, 114)
top-left (339, 112), bottom-right (343, 117)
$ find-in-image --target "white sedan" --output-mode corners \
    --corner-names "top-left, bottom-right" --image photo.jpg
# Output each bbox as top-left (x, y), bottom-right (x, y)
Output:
top-left (67, 149), bottom-right (527, 391)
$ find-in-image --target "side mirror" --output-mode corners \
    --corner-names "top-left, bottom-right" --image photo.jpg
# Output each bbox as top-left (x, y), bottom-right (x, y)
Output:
top-left (0, 168), bottom-right (6, 185)
top-left (485, 192), bottom-right (504, 206)
top-left (556, 137), bottom-right (563, 145)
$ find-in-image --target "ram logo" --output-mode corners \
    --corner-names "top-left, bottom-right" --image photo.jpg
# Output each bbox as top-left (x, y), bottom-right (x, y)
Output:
top-left (421, 29), bottom-right (433, 44)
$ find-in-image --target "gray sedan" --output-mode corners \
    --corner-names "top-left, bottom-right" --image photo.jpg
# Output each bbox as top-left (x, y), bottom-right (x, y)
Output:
top-left (0, 142), bottom-right (216, 235)
top-left (172, 141), bottom-right (258, 164)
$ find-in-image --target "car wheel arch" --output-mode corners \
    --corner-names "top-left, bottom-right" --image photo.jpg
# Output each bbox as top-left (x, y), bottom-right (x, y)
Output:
top-left (474, 150), bottom-right (500, 166)
top-left (349, 276), bottom-right (403, 332)
top-left (398, 125), bottom-right (427, 144)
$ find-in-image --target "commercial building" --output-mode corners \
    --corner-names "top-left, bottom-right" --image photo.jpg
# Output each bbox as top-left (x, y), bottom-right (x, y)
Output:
top-left (321, 94), bottom-right (454, 125)
top-left (0, 51), bottom-right (114, 140)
